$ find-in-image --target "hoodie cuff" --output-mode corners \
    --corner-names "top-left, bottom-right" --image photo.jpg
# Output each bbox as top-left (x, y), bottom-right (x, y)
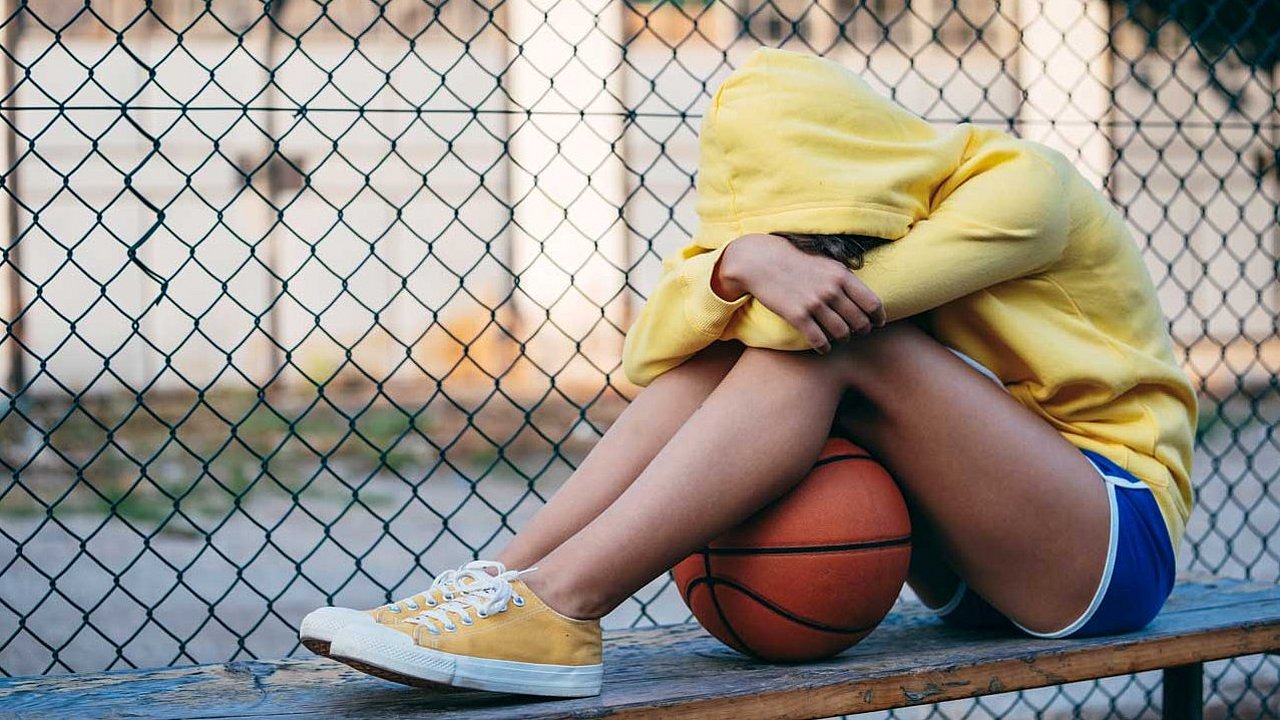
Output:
top-left (679, 243), bottom-right (751, 336)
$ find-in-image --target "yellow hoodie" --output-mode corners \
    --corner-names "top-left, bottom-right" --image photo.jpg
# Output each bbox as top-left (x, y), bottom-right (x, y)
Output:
top-left (620, 47), bottom-right (1197, 553)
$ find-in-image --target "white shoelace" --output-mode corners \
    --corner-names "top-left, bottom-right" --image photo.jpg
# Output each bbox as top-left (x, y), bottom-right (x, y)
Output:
top-left (384, 560), bottom-right (507, 614)
top-left (404, 566), bottom-right (538, 634)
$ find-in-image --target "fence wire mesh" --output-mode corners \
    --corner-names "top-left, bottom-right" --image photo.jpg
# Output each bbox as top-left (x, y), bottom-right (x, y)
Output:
top-left (0, 0), bottom-right (1276, 717)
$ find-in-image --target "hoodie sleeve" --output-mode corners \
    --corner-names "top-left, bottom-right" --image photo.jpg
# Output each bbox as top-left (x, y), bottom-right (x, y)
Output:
top-left (621, 242), bottom-right (751, 387)
top-left (853, 142), bottom-right (1071, 322)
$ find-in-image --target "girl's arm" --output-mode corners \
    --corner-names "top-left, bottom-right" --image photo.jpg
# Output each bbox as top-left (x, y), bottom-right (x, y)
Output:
top-left (621, 243), bottom-right (752, 387)
top-left (623, 138), bottom-right (1070, 388)
top-left (847, 141), bottom-right (1071, 322)
top-left (621, 234), bottom-right (885, 386)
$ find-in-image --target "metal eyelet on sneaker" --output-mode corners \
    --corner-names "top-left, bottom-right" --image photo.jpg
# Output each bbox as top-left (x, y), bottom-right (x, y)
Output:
top-left (426, 599), bottom-right (436, 607)
top-left (513, 596), bottom-right (525, 607)
top-left (405, 602), bottom-right (419, 611)
top-left (445, 623), bottom-right (458, 632)
top-left (388, 605), bottom-right (401, 613)
top-left (460, 616), bottom-right (474, 626)
top-left (475, 610), bottom-right (487, 618)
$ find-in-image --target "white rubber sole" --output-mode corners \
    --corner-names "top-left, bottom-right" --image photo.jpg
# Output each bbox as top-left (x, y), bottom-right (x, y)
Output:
top-left (329, 623), bottom-right (603, 697)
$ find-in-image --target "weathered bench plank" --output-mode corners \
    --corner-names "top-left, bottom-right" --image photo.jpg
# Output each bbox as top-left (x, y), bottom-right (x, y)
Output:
top-left (2, 579), bottom-right (1278, 720)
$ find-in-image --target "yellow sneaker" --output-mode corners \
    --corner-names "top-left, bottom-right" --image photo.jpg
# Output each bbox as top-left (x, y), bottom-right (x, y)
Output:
top-left (328, 567), bottom-right (603, 697)
top-left (298, 560), bottom-right (502, 656)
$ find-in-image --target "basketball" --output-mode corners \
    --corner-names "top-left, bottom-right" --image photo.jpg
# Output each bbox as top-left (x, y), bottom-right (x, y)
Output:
top-left (672, 436), bottom-right (911, 662)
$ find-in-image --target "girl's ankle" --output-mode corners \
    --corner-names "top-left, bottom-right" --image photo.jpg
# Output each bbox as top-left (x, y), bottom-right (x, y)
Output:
top-left (522, 570), bottom-right (608, 622)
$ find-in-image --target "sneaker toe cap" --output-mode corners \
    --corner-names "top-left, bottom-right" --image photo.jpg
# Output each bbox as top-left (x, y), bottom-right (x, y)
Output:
top-left (299, 606), bottom-right (374, 643)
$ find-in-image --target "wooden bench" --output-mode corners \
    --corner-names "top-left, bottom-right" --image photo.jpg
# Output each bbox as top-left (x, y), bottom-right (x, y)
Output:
top-left (2, 578), bottom-right (1277, 720)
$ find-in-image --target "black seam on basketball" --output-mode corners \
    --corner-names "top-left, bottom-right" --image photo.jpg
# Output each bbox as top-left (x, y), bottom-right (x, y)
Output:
top-left (701, 549), bottom-right (758, 658)
top-left (704, 535), bottom-right (911, 556)
top-left (684, 576), bottom-right (878, 635)
top-left (812, 453), bottom-right (875, 467)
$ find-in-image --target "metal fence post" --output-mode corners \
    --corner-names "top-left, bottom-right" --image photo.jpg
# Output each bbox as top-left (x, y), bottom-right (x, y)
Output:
top-left (1, 0), bottom-right (22, 398)
top-left (1163, 662), bottom-right (1204, 720)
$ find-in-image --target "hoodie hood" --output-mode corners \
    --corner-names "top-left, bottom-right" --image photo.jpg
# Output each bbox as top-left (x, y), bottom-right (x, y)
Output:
top-left (692, 47), bottom-right (975, 250)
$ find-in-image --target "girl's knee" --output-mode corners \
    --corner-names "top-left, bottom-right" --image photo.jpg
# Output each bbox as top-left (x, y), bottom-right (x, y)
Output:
top-left (650, 342), bottom-right (742, 389)
top-left (825, 319), bottom-right (935, 391)
top-left (734, 319), bottom-right (935, 394)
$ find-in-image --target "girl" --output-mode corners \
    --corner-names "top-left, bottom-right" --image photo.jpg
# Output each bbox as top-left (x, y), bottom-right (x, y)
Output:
top-left (301, 47), bottom-right (1196, 697)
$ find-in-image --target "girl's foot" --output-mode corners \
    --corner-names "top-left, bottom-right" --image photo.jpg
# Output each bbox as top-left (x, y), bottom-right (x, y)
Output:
top-left (328, 566), bottom-right (603, 697)
top-left (298, 560), bottom-right (504, 656)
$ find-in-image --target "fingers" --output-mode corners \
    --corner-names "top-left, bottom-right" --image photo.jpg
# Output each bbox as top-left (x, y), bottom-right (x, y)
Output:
top-left (801, 288), bottom-right (863, 353)
top-left (808, 274), bottom-right (887, 353)
top-left (829, 290), bottom-right (873, 337)
top-left (795, 313), bottom-right (833, 354)
top-left (772, 259), bottom-right (888, 355)
top-left (811, 301), bottom-right (853, 346)
top-left (842, 273), bottom-right (886, 328)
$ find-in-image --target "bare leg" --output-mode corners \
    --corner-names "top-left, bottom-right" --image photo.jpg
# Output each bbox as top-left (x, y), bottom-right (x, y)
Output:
top-left (827, 324), bottom-right (1112, 632)
top-left (495, 341), bottom-right (743, 570)
top-left (830, 388), bottom-right (960, 610)
top-left (525, 342), bottom-right (854, 617)
top-left (525, 321), bottom-right (1111, 635)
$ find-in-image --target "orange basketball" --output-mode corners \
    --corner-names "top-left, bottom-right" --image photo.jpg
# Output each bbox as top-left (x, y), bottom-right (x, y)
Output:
top-left (672, 436), bottom-right (911, 662)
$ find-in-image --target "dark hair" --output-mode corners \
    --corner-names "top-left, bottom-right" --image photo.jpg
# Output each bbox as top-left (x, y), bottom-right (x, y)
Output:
top-left (773, 232), bottom-right (890, 269)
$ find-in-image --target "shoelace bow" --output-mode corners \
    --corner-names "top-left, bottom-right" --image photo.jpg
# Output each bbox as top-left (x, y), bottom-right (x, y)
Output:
top-left (404, 566), bottom-right (538, 634)
top-left (384, 560), bottom-right (507, 613)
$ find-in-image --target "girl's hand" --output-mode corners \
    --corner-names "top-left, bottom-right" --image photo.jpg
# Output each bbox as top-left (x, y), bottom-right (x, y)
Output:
top-left (717, 233), bottom-right (886, 354)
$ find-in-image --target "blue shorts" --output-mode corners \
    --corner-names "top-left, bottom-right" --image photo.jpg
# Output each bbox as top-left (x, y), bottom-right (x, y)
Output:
top-left (932, 349), bottom-right (1178, 639)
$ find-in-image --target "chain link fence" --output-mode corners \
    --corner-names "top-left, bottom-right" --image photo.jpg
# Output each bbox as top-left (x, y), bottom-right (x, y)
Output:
top-left (0, 0), bottom-right (1276, 716)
